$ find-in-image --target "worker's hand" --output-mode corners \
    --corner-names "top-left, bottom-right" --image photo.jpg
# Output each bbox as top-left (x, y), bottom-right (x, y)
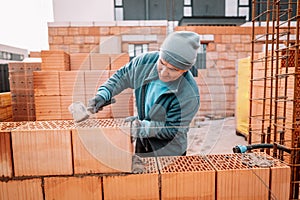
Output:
top-left (125, 116), bottom-right (150, 138)
top-left (87, 95), bottom-right (106, 114)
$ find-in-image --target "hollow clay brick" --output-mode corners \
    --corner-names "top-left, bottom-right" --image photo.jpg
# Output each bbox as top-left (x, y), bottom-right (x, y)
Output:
top-left (41, 50), bottom-right (70, 71)
top-left (35, 96), bottom-right (62, 120)
top-left (44, 176), bottom-right (102, 200)
top-left (207, 153), bottom-right (270, 200)
top-left (84, 70), bottom-right (110, 95)
top-left (110, 53), bottom-right (129, 70)
top-left (84, 70), bottom-right (111, 118)
top-left (33, 71), bottom-right (60, 96)
top-left (90, 54), bottom-right (110, 70)
top-left (0, 132), bottom-right (12, 177)
top-left (70, 53), bottom-right (91, 70)
top-left (157, 156), bottom-right (215, 200)
top-left (59, 71), bottom-right (85, 96)
top-left (259, 153), bottom-right (291, 200)
top-left (0, 178), bottom-right (43, 200)
top-left (72, 122), bottom-right (133, 173)
top-left (11, 129), bottom-right (72, 176)
top-left (103, 157), bottom-right (159, 200)
top-left (111, 88), bottom-right (134, 118)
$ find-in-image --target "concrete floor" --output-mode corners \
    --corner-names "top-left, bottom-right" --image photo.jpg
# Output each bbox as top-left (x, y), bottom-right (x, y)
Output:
top-left (187, 117), bottom-right (248, 155)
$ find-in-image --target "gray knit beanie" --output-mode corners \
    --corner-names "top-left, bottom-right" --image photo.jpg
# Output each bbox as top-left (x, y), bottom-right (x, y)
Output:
top-left (160, 31), bottom-right (200, 70)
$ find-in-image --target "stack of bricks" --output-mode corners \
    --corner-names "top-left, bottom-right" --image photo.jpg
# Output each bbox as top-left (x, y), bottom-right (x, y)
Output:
top-left (175, 26), bottom-right (265, 118)
top-left (0, 118), bottom-right (133, 199)
top-left (158, 155), bottom-right (215, 199)
top-left (103, 156), bottom-right (159, 199)
top-left (41, 50), bottom-right (70, 71)
top-left (48, 23), bottom-right (167, 54)
top-left (0, 120), bottom-right (291, 200)
top-left (8, 62), bottom-right (41, 121)
top-left (30, 49), bottom-right (132, 121)
top-left (0, 92), bottom-right (12, 122)
top-left (206, 153), bottom-right (290, 200)
top-left (70, 53), bottom-right (129, 71)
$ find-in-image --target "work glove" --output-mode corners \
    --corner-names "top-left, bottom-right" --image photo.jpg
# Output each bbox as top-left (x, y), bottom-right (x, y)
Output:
top-left (125, 116), bottom-right (151, 139)
top-left (87, 95), bottom-right (106, 114)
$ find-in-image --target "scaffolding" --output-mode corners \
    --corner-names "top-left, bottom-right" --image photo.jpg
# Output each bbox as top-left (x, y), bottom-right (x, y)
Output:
top-left (250, 0), bottom-right (300, 198)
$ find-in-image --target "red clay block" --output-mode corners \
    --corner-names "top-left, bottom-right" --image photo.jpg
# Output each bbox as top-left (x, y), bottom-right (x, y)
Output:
top-left (103, 157), bottom-right (159, 200)
top-left (84, 70), bottom-right (110, 95)
top-left (110, 53), bottom-right (129, 70)
top-left (158, 156), bottom-right (215, 199)
top-left (90, 54), bottom-right (110, 70)
top-left (72, 120), bottom-right (133, 173)
top-left (0, 132), bottom-right (13, 177)
top-left (41, 50), bottom-right (70, 71)
top-left (70, 53), bottom-right (90, 70)
top-left (33, 71), bottom-right (60, 96)
top-left (111, 89), bottom-right (134, 118)
top-left (44, 176), bottom-right (102, 200)
top-left (59, 71), bottom-right (85, 96)
top-left (0, 178), bottom-right (43, 199)
top-left (259, 153), bottom-right (291, 199)
top-left (35, 96), bottom-right (62, 120)
top-left (207, 154), bottom-right (270, 200)
top-left (11, 129), bottom-right (72, 176)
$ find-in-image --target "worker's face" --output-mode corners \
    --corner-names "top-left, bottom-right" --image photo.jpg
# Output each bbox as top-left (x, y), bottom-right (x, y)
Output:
top-left (157, 58), bottom-right (187, 82)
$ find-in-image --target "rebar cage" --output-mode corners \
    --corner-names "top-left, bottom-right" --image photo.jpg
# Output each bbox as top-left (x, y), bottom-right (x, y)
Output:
top-left (250, 0), bottom-right (300, 198)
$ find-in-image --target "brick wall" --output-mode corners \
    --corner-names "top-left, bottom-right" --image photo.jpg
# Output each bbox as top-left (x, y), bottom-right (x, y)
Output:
top-left (47, 22), bottom-right (266, 118)
top-left (176, 26), bottom-right (266, 117)
top-left (48, 21), bottom-right (168, 54)
top-left (0, 126), bottom-right (290, 200)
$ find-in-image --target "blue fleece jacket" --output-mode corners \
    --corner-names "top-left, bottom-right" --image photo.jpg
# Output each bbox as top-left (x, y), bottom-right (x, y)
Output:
top-left (97, 51), bottom-right (200, 156)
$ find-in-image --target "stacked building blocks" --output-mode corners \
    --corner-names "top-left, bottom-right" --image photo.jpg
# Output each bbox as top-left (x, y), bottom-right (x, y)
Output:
top-left (110, 53), bottom-right (130, 70)
top-left (8, 62), bottom-right (41, 121)
top-left (84, 70), bottom-right (111, 119)
top-left (44, 176), bottom-right (102, 200)
top-left (103, 157), bottom-right (159, 200)
top-left (0, 120), bottom-right (292, 200)
top-left (72, 119), bottom-right (133, 174)
top-left (109, 70), bottom-right (134, 118)
top-left (157, 155), bottom-right (215, 200)
top-left (0, 92), bottom-right (12, 122)
top-left (90, 53), bottom-right (110, 70)
top-left (206, 153), bottom-right (290, 200)
top-left (11, 127), bottom-right (73, 177)
top-left (41, 50), bottom-right (70, 71)
top-left (7, 50), bottom-right (133, 121)
top-left (70, 53), bottom-right (90, 70)
top-left (59, 71), bottom-right (86, 119)
top-left (0, 179), bottom-right (43, 199)
top-left (0, 132), bottom-right (12, 177)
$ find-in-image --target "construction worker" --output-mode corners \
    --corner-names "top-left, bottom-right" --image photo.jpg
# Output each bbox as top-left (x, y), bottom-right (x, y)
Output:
top-left (88, 31), bottom-right (200, 157)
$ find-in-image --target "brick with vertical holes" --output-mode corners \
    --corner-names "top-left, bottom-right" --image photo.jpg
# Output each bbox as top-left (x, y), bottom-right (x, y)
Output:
top-left (0, 132), bottom-right (13, 177)
top-left (103, 157), bottom-right (159, 200)
top-left (0, 178), bottom-right (43, 199)
top-left (158, 156), bottom-right (215, 199)
top-left (207, 153), bottom-right (270, 200)
top-left (72, 119), bottom-right (133, 174)
top-left (44, 176), bottom-right (102, 200)
top-left (11, 128), bottom-right (72, 176)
